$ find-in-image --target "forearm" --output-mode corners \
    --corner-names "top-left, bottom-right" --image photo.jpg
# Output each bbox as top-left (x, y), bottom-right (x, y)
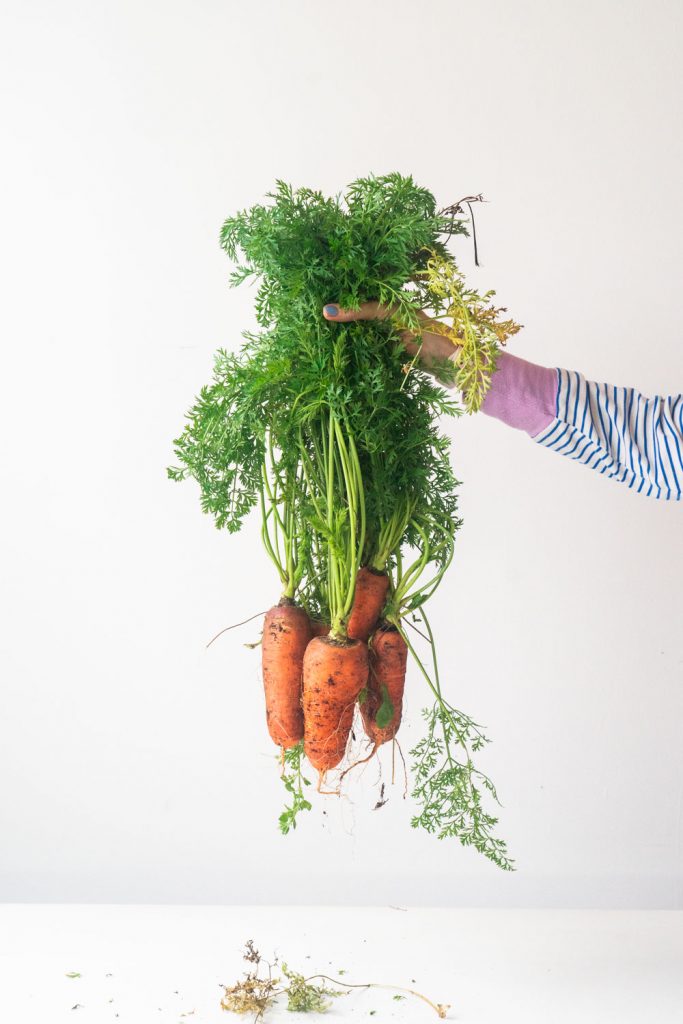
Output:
top-left (459, 350), bottom-right (683, 500)
top-left (533, 368), bottom-right (683, 499)
top-left (479, 351), bottom-right (558, 438)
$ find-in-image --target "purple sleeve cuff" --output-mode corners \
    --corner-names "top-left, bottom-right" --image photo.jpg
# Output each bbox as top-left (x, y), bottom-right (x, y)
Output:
top-left (480, 351), bottom-right (558, 437)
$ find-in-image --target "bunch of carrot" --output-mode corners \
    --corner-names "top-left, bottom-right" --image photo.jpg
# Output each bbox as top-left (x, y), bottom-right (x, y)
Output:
top-left (262, 566), bottom-right (405, 778)
top-left (169, 174), bottom-right (518, 868)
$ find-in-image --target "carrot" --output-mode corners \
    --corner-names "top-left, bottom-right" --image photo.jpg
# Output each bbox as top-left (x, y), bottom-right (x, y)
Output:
top-left (302, 636), bottom-right (369, 772)
top-left (346, 566), bottom-right (390, 642)
top-left (309, 619), bottom-right (330, 638)
top-left (358, 685), bottom-right (379, 742)
top-left (360, 623), bottom-right (408, 746)
top-left (261, 600), bottom-right (312, 749)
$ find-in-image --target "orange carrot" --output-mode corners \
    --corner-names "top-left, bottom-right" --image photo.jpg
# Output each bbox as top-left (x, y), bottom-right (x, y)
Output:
top-left (361, 623), bottom-right (408, 746)
top-left (358, 684), bottom-right (379, 742)
top-left (302, 636), bottom-right (369, 771)
top-left (261, 601), bottom-right (312, 749)
top-left (309, 619), bottom-right (330, 638)
top-left (347, 566), bottom-right (390, 642)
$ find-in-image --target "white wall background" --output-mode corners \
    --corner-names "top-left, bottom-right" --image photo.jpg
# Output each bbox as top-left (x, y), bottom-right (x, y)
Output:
top-left (1, 0), bottom-right (682, 908)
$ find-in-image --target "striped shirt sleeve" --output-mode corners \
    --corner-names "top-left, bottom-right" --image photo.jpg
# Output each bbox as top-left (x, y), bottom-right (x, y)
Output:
top-left (534, 368), bottom-right (683, 500)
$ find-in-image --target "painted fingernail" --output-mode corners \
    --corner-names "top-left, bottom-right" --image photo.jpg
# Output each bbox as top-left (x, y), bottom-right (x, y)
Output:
top-left (324, 304), bottom-right (338, 317)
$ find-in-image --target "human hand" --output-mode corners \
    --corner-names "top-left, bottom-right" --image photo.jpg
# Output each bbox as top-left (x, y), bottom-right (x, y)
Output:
top-left (322, 300), bottom-right (460, 373)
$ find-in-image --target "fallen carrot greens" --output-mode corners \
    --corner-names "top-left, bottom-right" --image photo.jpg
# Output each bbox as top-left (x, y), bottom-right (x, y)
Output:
top-left (220, 941), bottom-right (449, 1020)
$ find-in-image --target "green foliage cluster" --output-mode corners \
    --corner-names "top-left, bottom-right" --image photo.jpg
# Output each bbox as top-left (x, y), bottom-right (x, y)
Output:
top-left (411, 704), bottom-right (512, 870)
top-left (281, 964), bottom-right (342, 1014)
top-left (278, 741), bottom-right (312, 834)
top-left (169, 173), bottom-right (517, 868)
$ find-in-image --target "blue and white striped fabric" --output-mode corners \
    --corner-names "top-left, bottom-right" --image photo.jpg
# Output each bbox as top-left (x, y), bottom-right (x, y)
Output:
top-left (534, 368), bottom-right (683, 500)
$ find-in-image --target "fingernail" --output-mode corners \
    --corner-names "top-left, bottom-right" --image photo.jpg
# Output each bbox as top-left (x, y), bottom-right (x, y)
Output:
top-left (324, 304), bottom-right (338, 317)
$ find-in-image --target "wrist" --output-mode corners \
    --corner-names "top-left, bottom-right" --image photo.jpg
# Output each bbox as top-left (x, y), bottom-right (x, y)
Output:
top-left (421, 334), bottom-right (458, 368)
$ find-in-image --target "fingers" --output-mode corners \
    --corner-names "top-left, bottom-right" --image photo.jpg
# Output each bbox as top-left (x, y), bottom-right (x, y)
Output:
top-left (320, 299), bottom-right (461, 373)
top-left (322, 301), bottom-right (437, 332)
top-left (322, 300), bottom-right (398, 322)
top-left (402, 336), bottom-right (421, 357)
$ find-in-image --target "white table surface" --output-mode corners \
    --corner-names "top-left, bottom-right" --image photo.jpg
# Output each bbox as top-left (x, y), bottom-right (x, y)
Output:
top-left (1, 905), bottom-right (682, 1024)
